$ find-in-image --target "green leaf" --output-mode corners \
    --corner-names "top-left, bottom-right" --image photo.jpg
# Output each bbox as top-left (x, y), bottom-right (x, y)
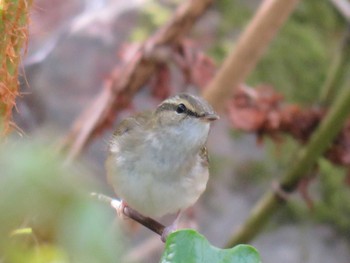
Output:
top-left (160, 229), bottom-right (261, 263)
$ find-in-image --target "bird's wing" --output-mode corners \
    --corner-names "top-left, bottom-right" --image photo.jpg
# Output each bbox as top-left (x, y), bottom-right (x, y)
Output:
top-left (107, 111), bottom-right (151, 162)
top-left (112, 111), bottom-right (151, 138)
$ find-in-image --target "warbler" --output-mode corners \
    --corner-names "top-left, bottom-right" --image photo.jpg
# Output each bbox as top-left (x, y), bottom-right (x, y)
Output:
top-left (106, 93), bottom-right (218, 240)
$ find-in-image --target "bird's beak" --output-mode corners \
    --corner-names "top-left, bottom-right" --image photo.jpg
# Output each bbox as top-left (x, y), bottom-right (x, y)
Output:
top-left (202, 113), bottom-right (220, 122)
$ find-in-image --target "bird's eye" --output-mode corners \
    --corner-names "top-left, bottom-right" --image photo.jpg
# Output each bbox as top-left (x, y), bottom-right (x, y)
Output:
top-left (176, 103), bottom-right (187, 114)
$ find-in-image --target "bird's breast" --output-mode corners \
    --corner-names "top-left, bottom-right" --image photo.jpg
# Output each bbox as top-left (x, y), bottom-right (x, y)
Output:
top-left (108, 122), bottom-right (211, 217)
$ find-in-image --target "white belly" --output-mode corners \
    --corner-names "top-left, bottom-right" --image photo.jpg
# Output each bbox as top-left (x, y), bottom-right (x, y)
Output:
top-left (107, 131), bottom-right (209, 217)
top-left (108, 152), bottom-right (208, 217)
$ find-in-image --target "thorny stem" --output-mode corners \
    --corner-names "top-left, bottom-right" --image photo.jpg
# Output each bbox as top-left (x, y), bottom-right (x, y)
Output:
top-left (0, 0), bottom-right (33, 134)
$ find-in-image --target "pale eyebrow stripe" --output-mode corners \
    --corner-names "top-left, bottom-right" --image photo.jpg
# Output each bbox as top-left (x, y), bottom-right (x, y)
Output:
top-left (156, 103), bottom-right (201, 118)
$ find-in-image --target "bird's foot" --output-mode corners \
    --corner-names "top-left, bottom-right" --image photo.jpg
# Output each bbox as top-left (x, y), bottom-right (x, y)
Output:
top-left (161, 223), bottom-right (178, 242)
top-left (111, 199), bottom-right (128, 219)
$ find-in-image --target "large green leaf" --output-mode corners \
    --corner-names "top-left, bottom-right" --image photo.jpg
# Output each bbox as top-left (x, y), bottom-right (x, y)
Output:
top-left (160, 229), bottom-right (261, 263)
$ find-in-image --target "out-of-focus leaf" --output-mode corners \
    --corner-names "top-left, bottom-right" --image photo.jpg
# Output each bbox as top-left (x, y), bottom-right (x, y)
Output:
top-left (0, 140), bottom-right (122, 262)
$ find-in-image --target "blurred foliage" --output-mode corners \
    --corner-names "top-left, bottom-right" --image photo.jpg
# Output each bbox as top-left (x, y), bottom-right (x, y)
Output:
top-left (212, 0), bottom-right (344, 104)
top-left (316, 160), bottom-right (350, 238)
top-left (216, 0), bottom-right (350, 239)
top-left (215, 0), bottom-right (251, 33)
top-left (133, 0), bottom-right (345, 105)
top-left (250, 21), bottom-right (328, 104)
top-left (272, 158), bottom-right (350, 240)
top-left (130, 1), bottom-right (173, 42)
top-left (258, 131), bottom-right (350, 237)
top-left (209, 0), bottom-right (251, 61)
top-left (204, 0), bottom-right (350, 242)
top-left (262, 0), bottom-right (350, 237)
top-left (0, 139), bottom-right (123, 262)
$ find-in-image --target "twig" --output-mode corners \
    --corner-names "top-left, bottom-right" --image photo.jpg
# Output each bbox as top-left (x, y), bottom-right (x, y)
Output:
top-left (62, 0), bottom-right (213, 160)
top-left (225, 77), bottom-right (350, 247)
top-left (202, 0), bottom-right (300, 111)
top-left (91, 193), bottom-right (165, 238)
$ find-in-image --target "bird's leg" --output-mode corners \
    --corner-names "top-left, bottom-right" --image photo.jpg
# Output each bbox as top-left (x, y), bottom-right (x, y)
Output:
top-left (111, 199), bottom-right (128, 219)
top-left (161, 210), bottom-right (182, 242)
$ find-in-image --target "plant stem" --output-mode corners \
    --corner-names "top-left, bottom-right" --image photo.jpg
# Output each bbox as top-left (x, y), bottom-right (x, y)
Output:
top-left (226, 76), bottom-right (350, 247)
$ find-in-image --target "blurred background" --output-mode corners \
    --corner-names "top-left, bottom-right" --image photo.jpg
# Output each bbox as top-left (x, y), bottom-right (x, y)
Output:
top-left (3, 0), bottom-right (350, 262)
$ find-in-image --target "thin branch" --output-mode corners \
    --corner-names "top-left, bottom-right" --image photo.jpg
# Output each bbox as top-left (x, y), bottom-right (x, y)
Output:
top-left (92, 193), bottom-right (165, 238)
top-left (225, 77), bottom-right (350, 247)
top-left (202, 0), bottom-right (300, 111)
top-left (62, 0), bottom-right (213, 160)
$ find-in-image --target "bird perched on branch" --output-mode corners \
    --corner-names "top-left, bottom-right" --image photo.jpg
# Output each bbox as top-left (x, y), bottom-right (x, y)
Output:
top-left (106, 93), bottom-right (218, 241)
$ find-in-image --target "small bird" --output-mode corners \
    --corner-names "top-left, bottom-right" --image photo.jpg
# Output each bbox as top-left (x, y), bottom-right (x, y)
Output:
top-left (106, 93), bottom-right (218, 240)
